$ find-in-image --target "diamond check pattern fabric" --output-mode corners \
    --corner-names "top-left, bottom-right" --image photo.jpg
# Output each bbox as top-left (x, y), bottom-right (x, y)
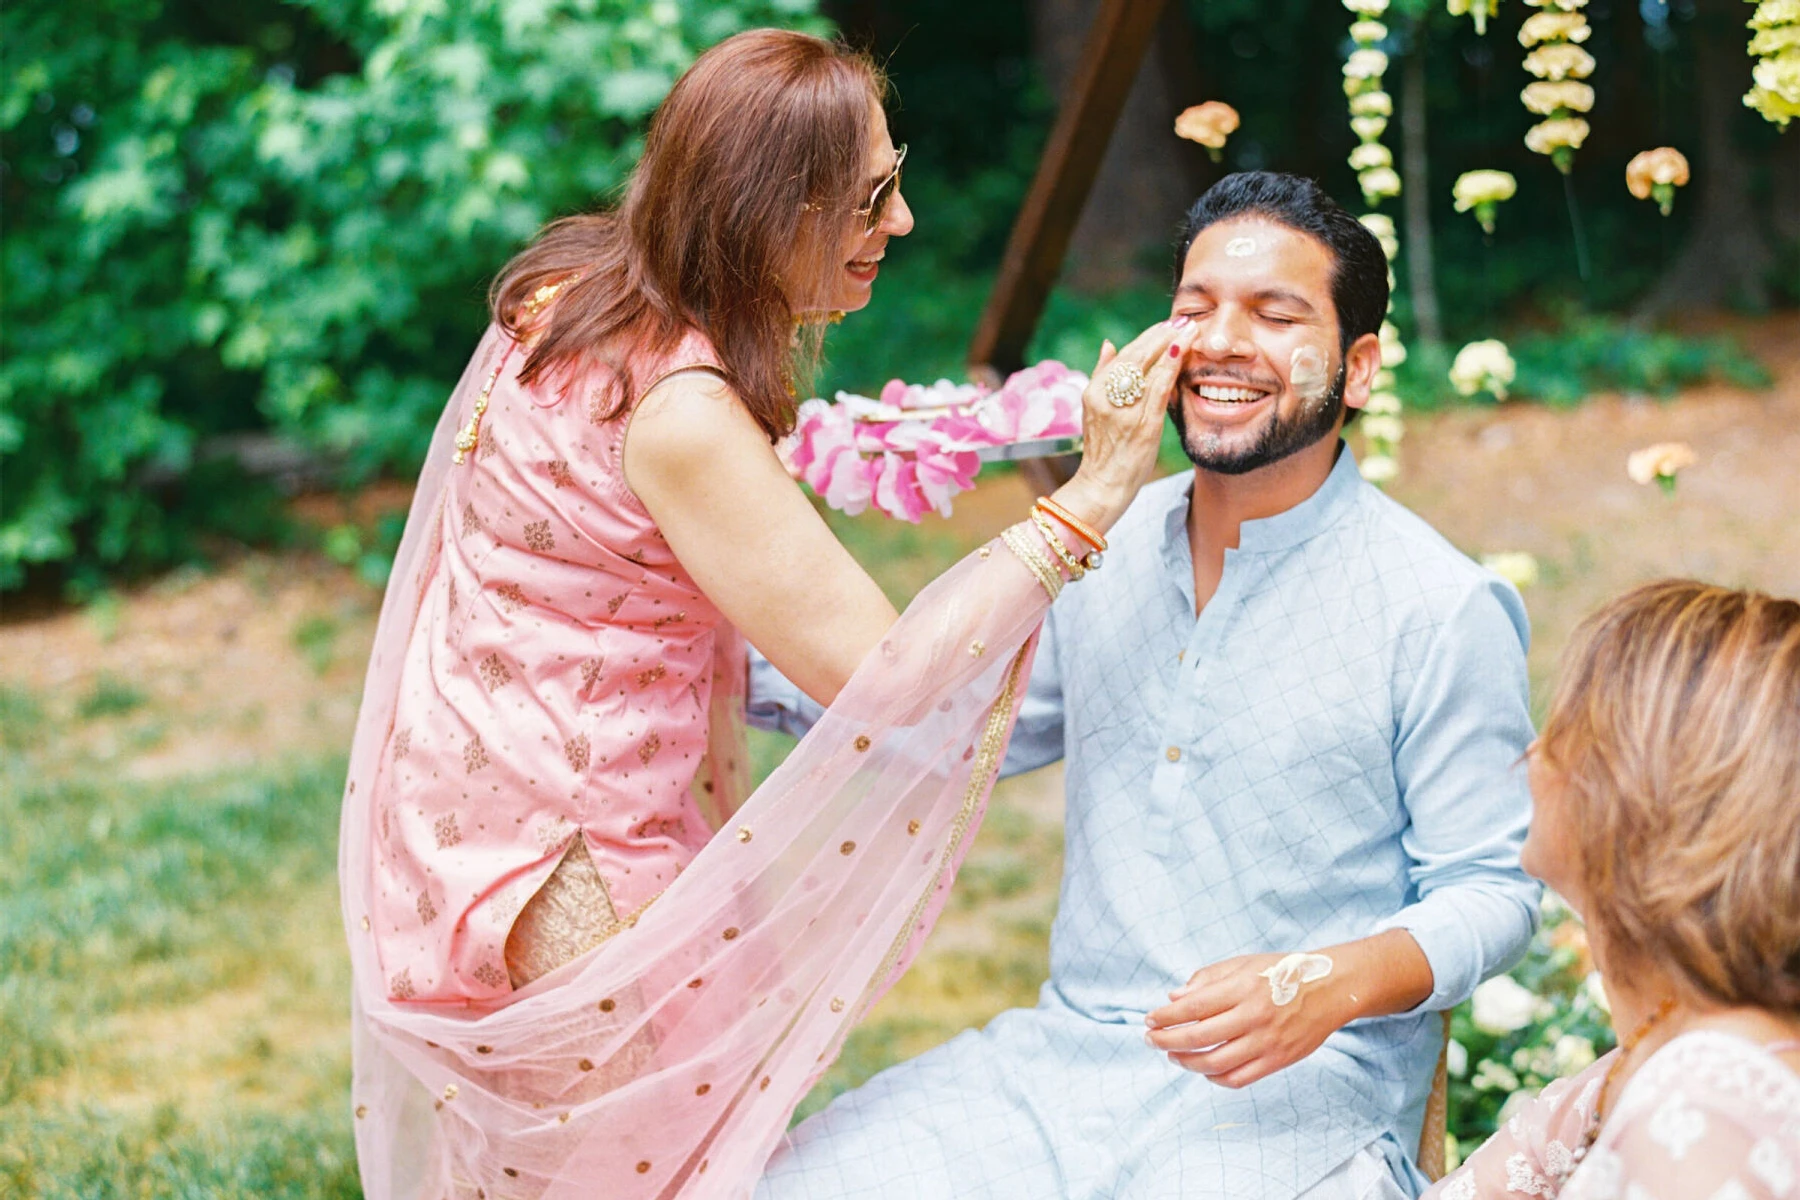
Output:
top-left (755, 447), bottom-right (1540, 1199)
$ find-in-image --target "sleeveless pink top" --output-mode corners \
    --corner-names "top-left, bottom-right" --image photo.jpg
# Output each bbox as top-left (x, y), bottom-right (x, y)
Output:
top-left (368, 324), bottom-right (736, 1004)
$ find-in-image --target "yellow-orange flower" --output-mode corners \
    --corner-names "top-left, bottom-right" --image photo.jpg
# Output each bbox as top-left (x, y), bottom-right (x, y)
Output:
top-left (1174, 101), bottom-right (1241, 150)
top-left (1522, 80), bottom-right (1596, 115)
top-left (1626, 442), bottom-right (1697, 487)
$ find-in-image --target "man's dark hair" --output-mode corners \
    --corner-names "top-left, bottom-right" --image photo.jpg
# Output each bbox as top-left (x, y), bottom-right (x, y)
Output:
top-left (1172, 171), bottom-right (1390, 355)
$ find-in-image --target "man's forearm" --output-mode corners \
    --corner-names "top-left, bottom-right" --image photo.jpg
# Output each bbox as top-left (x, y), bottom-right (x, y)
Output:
top-left (1311, 928), bottom-right (1434, 1026)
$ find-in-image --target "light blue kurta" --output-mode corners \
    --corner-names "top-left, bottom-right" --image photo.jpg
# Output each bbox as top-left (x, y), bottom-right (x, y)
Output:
top-left (752, 446), bottom-right (1540, 1199)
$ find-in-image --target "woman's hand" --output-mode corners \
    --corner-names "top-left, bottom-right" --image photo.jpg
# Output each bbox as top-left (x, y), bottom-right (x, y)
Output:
top-left (1052, 317), bottom-right (1197, 533)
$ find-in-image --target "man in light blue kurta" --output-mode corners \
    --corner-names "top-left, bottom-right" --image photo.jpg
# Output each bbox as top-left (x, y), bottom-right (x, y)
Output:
top-left (752, 173), bottom-right (1538, 1199)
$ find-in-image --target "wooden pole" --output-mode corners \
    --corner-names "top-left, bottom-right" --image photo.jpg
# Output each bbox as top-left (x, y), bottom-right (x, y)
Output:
top-left (966, 0), bottom-right (1169, 380)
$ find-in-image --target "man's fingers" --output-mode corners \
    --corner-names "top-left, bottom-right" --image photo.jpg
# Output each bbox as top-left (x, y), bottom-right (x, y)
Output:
top-left (1167, 1035), bottom-right (1261, 1080)
top-left (1144, 1008), bottom-right (1255, 1052)
top-left (1145, 985), bottom-right (1234, 1030)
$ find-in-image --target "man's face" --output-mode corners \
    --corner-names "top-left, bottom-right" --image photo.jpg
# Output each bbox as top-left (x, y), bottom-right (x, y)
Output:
top-left (1167, 216), bottom-right (1373, 475)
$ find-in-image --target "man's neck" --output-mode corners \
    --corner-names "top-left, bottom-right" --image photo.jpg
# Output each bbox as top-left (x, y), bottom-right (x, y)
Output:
top-left (1186, 434), bottom-right (1342, 613)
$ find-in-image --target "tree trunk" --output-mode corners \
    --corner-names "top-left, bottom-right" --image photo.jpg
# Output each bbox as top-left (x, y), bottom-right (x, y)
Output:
top-left (1398, 37), bottom-right (1443, 350)
top-left (1031, 0), bottom-right (1200, 290)
top-left (1635, 0), bottom-right (1773, 317)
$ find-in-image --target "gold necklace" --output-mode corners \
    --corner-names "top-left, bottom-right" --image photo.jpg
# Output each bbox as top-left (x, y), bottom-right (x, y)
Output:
top-left (1568, 997), bottom-right (1678, 1172)
top-left (453, 275), bottom-right (580, 465)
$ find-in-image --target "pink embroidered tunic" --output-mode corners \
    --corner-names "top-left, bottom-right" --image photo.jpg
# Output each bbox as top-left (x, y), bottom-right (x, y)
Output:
top-left (368, 323), bottom-right (739, 1004)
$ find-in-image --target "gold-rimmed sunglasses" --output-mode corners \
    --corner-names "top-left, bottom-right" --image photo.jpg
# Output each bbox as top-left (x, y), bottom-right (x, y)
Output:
top-left (851, 143), bottom-right (907, 236)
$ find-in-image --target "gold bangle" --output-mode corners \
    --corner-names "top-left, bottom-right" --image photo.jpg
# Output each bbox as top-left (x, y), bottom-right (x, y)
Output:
top-left (1000, 525), bottom-right (1063, 601)
top-left (1036, 496), bottom-right (1107, 553)
top-left (1028, 509), bottom-right (1086, 581)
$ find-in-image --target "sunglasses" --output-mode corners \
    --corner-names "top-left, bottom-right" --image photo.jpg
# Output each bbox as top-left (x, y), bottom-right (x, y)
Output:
top-left (851, 144), bottom-right (907, 236)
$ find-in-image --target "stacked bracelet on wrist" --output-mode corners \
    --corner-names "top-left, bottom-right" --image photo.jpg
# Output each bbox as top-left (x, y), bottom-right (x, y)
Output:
top-left (1034, 496), bottom-right (1105, 571)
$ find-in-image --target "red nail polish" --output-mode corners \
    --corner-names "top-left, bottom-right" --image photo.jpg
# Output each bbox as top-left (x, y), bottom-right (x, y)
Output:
top-left (1169, 345), bottom-right (1181, 358)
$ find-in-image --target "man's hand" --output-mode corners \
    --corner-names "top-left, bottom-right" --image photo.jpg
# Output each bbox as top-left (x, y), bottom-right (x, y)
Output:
top-left (1144, 930), bottom-right (1435, 1089)
top-left (1143, 952), bottom-right (1351, 1088)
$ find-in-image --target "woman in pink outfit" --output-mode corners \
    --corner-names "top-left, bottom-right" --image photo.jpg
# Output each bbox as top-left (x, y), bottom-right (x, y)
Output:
top-left (339, 27), bottom-right (1193, 1200)
top-left (1427, 581), bottom-right (1800, 1199)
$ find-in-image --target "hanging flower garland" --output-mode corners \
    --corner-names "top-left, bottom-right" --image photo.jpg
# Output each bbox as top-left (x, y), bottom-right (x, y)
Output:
top-left (1519, 0), bottom-right (1596, 173)
top-left (1342, 0), bottom-right (1409, 487)
top-left (783, 362), bottom-right (1085, 522)
top-left (1452, 169), bottom-right (1519, 233)
top-left (1625, 147), bottom-right (1691, 215)
top-left (1746, 0), bottom-right (1800, 128)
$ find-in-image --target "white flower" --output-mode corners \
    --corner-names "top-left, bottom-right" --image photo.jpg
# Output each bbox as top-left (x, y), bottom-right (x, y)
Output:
top-left (1359, 212), bottom-right (1399, 259)
top-left (1584, 971), bottom-right (1612, 1015)
top-left (1344, 48), bottom-right (1390, 80)
top-left (1525, 116), bottom-right (1591, 155)
top-left (1551, 1034), bottom-right (1598, 1076)
top-left (1453, 169), bottom-right (1518, 210)
top-left (1447, 1038), bottom-right (1470, 1077)
top-left (1379, 320), bottom-right (1407, 367)
top-left (1525, 0), bottom-right (1589, 10)
top-left (1627, 441), bottom-right (1696, 485)
top-left (1359, 166), bottom-right (1402, 201)
top-left (1472, 975), bottom-right (1548, 1035)
top-left (1752, 0), bottom-right (1800, 29)
top-left (1343, 0), bottom-right (1391, 14)
top-left (1365, 389), bottom-right (1403, 415)
top-left (1522, 80), bottom-right (1597, 115)
top-left (1349, 142), bottom-right (1393, 171)
top-left (1519, 11), bottom-right (1593, 45)
top-left (1472, 1058), bottom-right (1523, 1092)
top-left (1449, 338), bottom-right (1516, 399)
top-left (1752, 50), bottom-right (1800, 105)
top-left (1481, 551), bottom-right (1540, 590)
top-left (1361, 414), bottom-right (1406, 444)
top-left (1350, 19), bottom-right (1389, 43)
top-left (1523, 42), bottom-right (1596, 80)
top-left (1349, 89), bottom-right (1394, 116)
top-left (1359, 453), bottom-right (1399, 483)
top-left (1351, 114), bottom-right (1390, 140)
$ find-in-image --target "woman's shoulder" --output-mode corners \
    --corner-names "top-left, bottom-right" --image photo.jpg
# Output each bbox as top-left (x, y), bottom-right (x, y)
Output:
top-left (1616, 1029), bottom-right (1800, 1128)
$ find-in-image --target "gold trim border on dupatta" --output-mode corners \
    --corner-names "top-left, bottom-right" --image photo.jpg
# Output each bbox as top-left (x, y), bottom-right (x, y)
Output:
top-left (851, 642), bottom-right (1032, 1025)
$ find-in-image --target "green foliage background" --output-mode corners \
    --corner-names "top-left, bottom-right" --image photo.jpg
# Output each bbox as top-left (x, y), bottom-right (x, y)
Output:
top-left (3, 0), bottom-right (1791, 592)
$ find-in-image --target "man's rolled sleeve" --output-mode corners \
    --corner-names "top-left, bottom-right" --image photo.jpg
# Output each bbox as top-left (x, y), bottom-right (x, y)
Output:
top-left (1373, 575), bottom-right (1541, 1012)
top-left (745, 647), bottom-right (824, 739)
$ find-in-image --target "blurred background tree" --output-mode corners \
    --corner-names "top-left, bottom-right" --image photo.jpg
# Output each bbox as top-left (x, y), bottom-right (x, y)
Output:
top-left (3, 0), bottom-right (1793, 595)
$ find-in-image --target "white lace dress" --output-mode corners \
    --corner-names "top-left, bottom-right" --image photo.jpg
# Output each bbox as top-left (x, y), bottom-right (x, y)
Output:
top-left (1428, 1031), bottom-right (1800, 1200)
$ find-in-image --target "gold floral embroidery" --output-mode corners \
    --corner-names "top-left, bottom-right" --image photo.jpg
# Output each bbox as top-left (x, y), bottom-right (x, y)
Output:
top-left (907, 820), bottom-right (921, 836)
top-left (392, 728), bottom-right (412, 760)
top-left (623, 549), bottom-right (648, 567)
top-left (534, 815), bottom-right (574, 854)
top-left (446, 575), bottom-right (459, 615)
top-left (736, 826), bottom-right (753, 843)
top-left (637, 732), bottom-right (662, 765)
top-left (547, 460), bottom-right (574, 489)
top-left (477, 437), bottom-right (498, 462)
top-left (839, 840), bottom-right (856, 856)
top-left (355, 1104), bottom-right (368, 1118)
top-left (472, 962), bottom-right (507, 989)
top-left (379, 805), bottom-right (392, 842)
top-left (631, 815), bottom-right (687, 840)
top-left (580, 658), bottom-right (605, 690)
top-left (599, 998), bottom-right (616, 1012)
top-left (969, 639), bottom-right (986, 657)
top-left (461, 503), bottom-right (485, 538)
top-left (494, 583), bottom-right (530, 614)
top-left (721, 928), bottom-right (739, 941)
top-left (606, 593), bottom-right (628, 616)
top-left (463, 735), bottom-right (489, 774)
top-left (478, 653), bottom-right (513, 692)
top-left (417, 892), bottom-right (439, 925)
top-left (564, 733), bottom-right (591, 773)
top-left (635, 663), bottom-right (666, 688)
top-left (853, 734), bottom-right (872, 751)
top-left (391, 969), bottom-right (416, 1000)
top-left (650, 610), bottom-right (686, 629)
top-left (444, 1084), bottom-right (459, 1100)
top-left (523, 520), bottom-right (554, 553)
top-left (435, 813), bottom-right (464, 848)
top-left (829, 997), bottom-right (845, 1012)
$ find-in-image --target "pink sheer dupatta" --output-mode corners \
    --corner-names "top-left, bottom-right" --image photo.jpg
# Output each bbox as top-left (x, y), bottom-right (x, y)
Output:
top-left (339, 340), bottom-right (1055, 1199)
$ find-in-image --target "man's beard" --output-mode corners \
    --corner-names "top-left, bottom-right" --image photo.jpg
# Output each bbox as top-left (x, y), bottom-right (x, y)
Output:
top-left (1168, 362), bottom-right (1346, 476)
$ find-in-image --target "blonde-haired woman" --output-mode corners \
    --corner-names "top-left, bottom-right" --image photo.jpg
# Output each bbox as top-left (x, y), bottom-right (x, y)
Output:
top-left (1429, 580), bottom-right (1800, 1199)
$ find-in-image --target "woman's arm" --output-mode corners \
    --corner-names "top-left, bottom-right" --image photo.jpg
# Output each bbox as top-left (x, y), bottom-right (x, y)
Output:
top-left (624, 323), bottom-right (1193, 707)
top-left (626, 369), bottom-right (896, 706)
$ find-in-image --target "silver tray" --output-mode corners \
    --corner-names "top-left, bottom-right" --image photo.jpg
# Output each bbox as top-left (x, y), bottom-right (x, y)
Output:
top-left (975, 435), bottom-right (1083, 463)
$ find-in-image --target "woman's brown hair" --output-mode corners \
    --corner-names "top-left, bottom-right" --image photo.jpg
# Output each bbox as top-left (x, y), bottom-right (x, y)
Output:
top-left (1537, 579), bottom-right (1800, 1013)
top-left (490, 29), bottom-right (884, 440)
